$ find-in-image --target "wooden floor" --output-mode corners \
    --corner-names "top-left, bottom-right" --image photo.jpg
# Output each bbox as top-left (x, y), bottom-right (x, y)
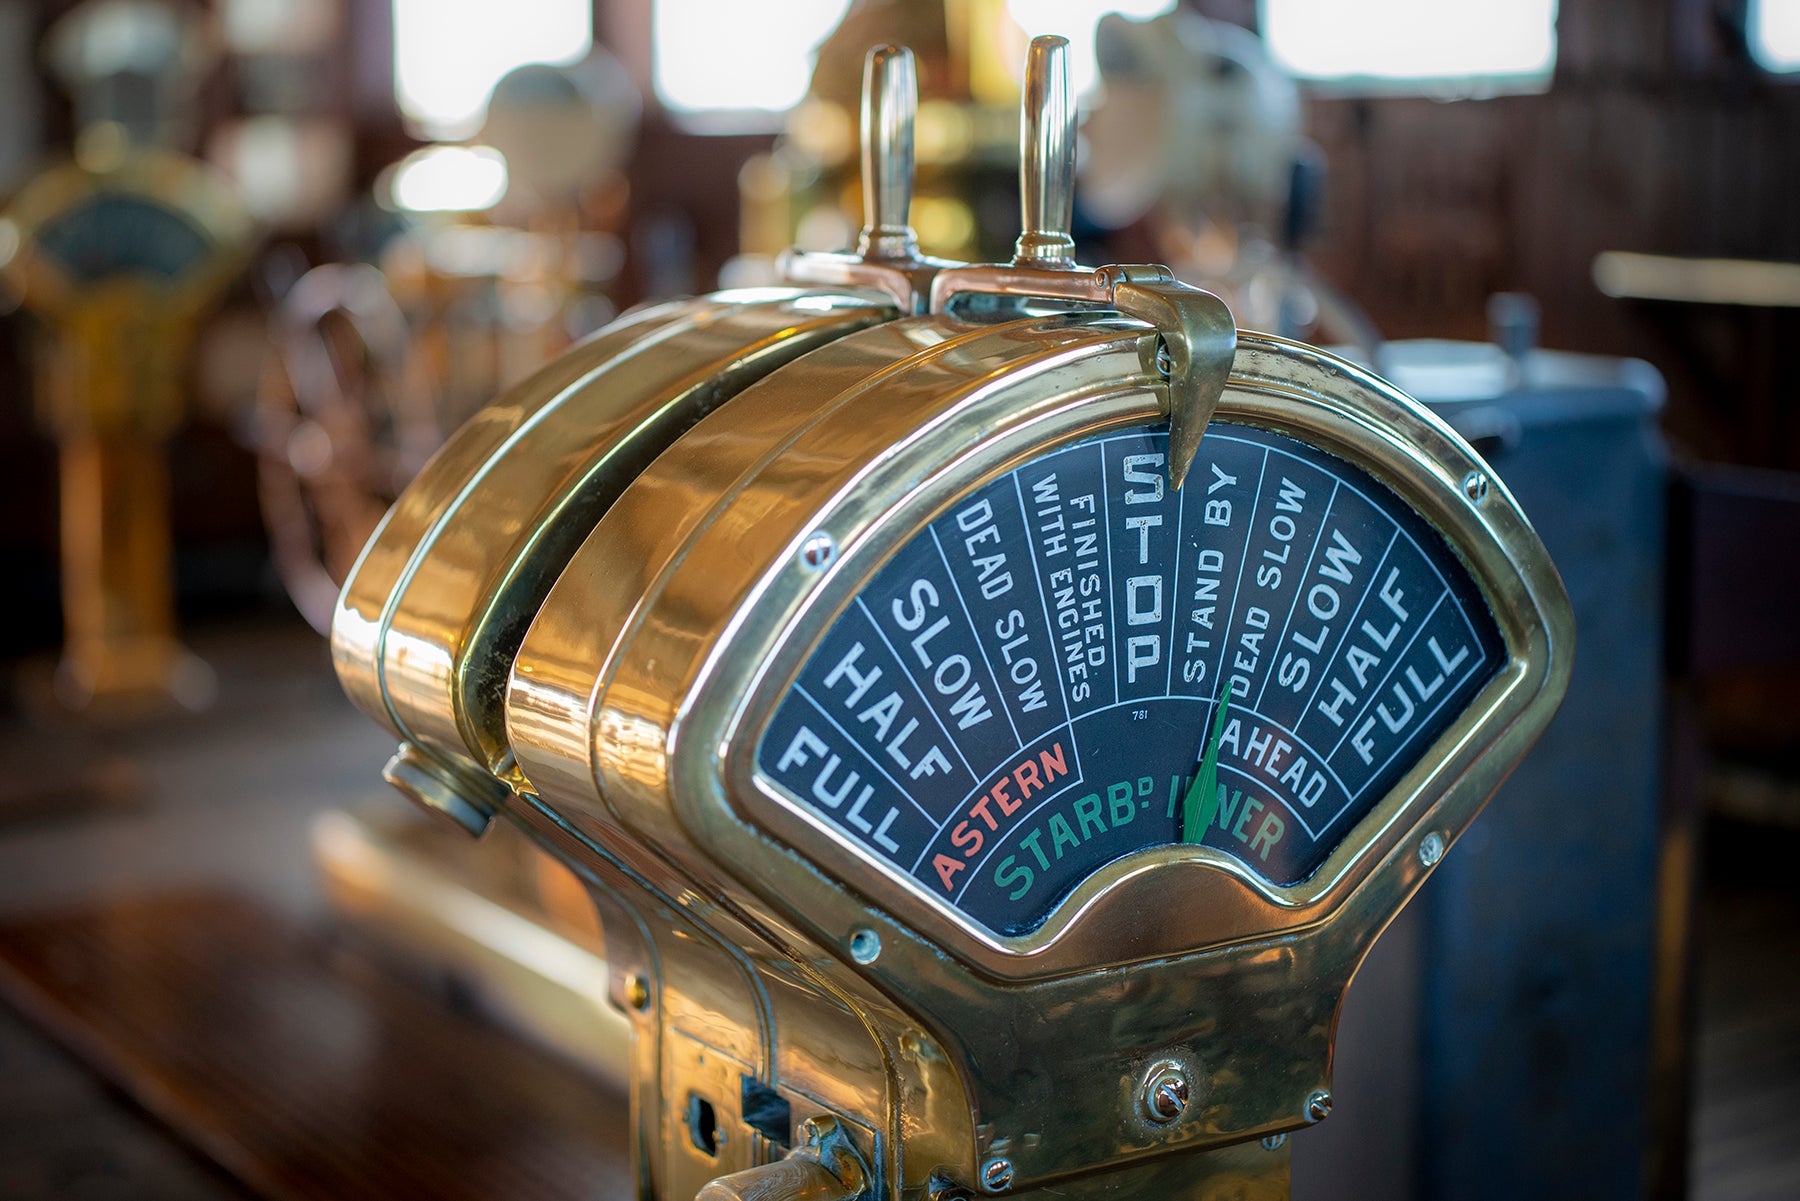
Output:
top-left (1688, 820), bottom-right (1800, 1201)
top-left (0, 620), bottom-right (391, 919)
top-left (0, 894), bottom-right (632, 1201)
top-left (0, 614), bottom-right (1794, 1199)
top-left (0, 618), bottom-right (632, 1201)
top-left (0, 996), bottom-right (250, 1201)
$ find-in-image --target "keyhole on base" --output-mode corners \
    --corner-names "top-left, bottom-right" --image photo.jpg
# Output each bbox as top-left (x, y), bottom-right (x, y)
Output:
top-left (687, 1094), bottom-right (720, 1157)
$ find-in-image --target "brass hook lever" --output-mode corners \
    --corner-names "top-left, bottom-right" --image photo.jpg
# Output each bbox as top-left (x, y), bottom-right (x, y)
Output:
top-left (925, 37), bottom-right (1236, 489)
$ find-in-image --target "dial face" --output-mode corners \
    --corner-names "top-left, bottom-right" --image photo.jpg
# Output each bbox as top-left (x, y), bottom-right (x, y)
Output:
top-left (755, 422), bottom-right (1505, 938)
top-left (34, 193), bottom-right (213, 284)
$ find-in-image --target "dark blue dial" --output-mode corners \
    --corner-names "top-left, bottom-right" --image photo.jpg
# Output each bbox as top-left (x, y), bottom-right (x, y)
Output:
top-left (756, 423), bottom-right (1504, 937)
top-left (34, 193), bottom-right (213, 284)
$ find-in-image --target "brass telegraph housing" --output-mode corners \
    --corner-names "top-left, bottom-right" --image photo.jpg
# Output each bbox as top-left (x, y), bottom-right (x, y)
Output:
top-left (334, 38), bottom-right (1572, 1201)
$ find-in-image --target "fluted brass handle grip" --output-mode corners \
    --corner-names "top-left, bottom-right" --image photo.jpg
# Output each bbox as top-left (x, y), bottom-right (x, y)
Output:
top-left (857, 44), bottom-right (919, 261)
top-left (695, 1157), bottom-right (857, 1201)
top-left (696, 1116), bottom-right (870, 1201)
top-left (1014, 34), bottom-right (1075, 266)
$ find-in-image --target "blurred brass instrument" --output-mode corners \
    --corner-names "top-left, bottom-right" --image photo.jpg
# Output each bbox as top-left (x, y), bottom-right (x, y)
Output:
top-left (731, 0), bottom-right (1029, 282)
top-left (331, 36), bottom-right (1571, 1200)
top-left (255, 52), bottom-right (640, 633)
top-left (252, 262), bottom-right (428, 633)
top-left (1, 1), bottom-right (251, 712)
top-left (1082, 8), bottom-right (1379, 355)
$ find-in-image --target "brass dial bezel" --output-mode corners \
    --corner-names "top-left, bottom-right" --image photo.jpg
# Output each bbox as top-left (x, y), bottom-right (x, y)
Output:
top-left (682, 333), bottom-right (1568, 978)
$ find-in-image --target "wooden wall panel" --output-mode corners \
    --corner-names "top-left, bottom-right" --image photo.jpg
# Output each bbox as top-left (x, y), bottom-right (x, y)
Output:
top-left (1295, 0), bottom-right (1800, 466)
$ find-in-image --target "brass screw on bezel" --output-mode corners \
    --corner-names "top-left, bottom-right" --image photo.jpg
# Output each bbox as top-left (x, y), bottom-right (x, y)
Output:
top-left (1141, 1063), bottom-right (1191, 1124)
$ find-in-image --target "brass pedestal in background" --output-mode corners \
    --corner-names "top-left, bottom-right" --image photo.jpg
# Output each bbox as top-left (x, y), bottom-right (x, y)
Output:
top-left (2, 139), bottom-right (250, 716)
top-left (54, 436), bottom-right (212, 711)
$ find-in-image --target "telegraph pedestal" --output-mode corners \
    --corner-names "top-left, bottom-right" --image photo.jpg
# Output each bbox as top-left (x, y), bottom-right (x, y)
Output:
top-left (3, 137), bottom-right (250, 714)
top-left (54, 433), bottom-right (211, 710)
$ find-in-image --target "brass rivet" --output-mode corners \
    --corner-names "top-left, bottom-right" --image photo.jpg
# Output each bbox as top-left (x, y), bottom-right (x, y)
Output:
top-left (1306, 1089), bottom-right (1333, 1123)
top-left (799, 530), bottom-right (838, 570)
top-left (1141, 1065), bottom-right (1190, 1124)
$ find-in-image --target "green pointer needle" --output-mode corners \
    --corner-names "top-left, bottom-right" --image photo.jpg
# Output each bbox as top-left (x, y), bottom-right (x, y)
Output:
top-left (1181, 681), bottom-right (1235, 845)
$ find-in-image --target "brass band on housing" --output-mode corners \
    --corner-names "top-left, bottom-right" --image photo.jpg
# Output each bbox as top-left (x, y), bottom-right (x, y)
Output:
top-left (332, 287), bottom-right (899, 810)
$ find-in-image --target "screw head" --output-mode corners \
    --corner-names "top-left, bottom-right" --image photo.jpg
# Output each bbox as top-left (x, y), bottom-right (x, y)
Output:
top-left (1141, 1064), bottom-right (1190, 1124)
top-left (1305, 1089), bottom-right (1333, 1123)
top-left (1418, 831), bottom-right (1446, 868)
top-left (623, 973), bottom-right (650, 1011)
top-left (927, 1171), bottom-right (974, 1201)
top-left (798, 530), bottom-right (837, 570)
top-left (848, 927), bottom-right (881, 964)
top-left (1261, 1132), bottom-right (1288, 1151)
top-left (1462, 470), bottom-right (1490, 503)
top-left (980, 1157), bottom-right (1015, 1193)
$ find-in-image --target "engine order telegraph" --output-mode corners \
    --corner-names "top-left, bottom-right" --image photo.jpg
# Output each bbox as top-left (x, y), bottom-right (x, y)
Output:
top-left (335, 36), bottom-right (1571, 1201)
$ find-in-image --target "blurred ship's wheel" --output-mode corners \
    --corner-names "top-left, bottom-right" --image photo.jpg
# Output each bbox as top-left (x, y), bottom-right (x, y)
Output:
top-left (254, 263), bottom-right (437, 633)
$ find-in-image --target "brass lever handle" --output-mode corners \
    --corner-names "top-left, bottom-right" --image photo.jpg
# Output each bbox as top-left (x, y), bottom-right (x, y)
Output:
top-left (1015, 34), bottom-right (1076, 267)
top-left (926, 36), bottom-right (1236, 489)
top-left (857, 44), bottom-right (919, 262)
top-left (695, 1158), bottom-right (855, 1201)
top-left (1108, 270), bottom-right (1236, 492)
top-left (782, 43), bottom-right (946, 312)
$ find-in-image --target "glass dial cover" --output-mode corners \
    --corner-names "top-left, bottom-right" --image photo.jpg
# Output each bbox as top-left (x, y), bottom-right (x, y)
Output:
top-left (756, 422), bottom-right (1504, 937)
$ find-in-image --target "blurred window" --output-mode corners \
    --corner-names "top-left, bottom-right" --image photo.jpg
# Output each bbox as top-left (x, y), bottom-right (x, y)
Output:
top-left (390, 144), bottom-right (510, 212)
top-left (651, 0), bottom-right (1178, 130)
top-left (653, 0), bottom-right (851, 127)
top-left (1751, 0), bottom-right (1800, 72)
top-left (1260, 0), bottom-right (1557, 93)
top-left (1004, 0), bottom-right (1177, 98)
top-left (393, 0), bottom-right (592, 138)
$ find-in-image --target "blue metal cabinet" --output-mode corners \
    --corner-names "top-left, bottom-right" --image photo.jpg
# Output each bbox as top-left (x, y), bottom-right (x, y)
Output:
top-left (1294, 340), bottom-right (1669, 1201)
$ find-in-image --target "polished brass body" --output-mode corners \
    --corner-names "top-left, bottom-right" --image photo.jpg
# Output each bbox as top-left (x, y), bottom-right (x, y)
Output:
top-left (333, 43), bottom-right (955, 834)
top-left (501, 319), bottom-right (1570, 1197)
top-left (332, 36), bottom-right (1571, 1201)
top-left (333, 287), bottom-right (899, 830)
top-left (341, 312), bottom-right (1568, 1197)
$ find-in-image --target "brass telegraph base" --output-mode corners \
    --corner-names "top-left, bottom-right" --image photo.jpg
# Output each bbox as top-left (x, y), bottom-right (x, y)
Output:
top-left (319, 804), bottom-right (1304, 1197)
